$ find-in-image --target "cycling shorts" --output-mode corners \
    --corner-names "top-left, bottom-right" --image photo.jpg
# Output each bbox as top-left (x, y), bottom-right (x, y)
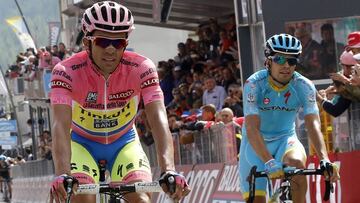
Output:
top-left (0, 170), bottom-right (10, 182)
top-left (70, 127), bottom-right (152, 184)
top-left (238, 134), bottom-right (306, 200)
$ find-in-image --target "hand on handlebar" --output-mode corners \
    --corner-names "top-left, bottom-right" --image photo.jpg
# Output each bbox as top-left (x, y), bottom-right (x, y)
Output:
top-left (264, 159), bottom-right (284, 179)
top-left (320, 159), bottom-right (340, 182)
top-left (159, 171), bottom-right (191, 202)
top-left (49, 174), bottom-right (78, 203)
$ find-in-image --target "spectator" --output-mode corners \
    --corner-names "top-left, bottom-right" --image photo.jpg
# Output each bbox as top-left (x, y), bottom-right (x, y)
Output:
top-left (158, 63), bottom-right (174, 106)
top-left (166, 88), bottom-right (189, 116)
top-left (58, 42), bottom-right (69, 60)
top-left (202, 76), bottom-right (227, 111)
top-left (220, 67), bottom-right (237, 91)
top-left (38, 51), bottom-right (61, 70)
top-left (320, 23), bottom-right (344, 74)
top-left (174, 42), bottom-right (191, 68)
top-left (25, 147), bottom-right (34, 161)
top-left (345, 31), bottom-right (360, 54)
top-left (200, 104), bottom-right (216, 122)
top-left (219, 108), bottom-right (242, 154)
top-left (317, 51), bottom-right (358, 116)
top-left (38, 130), bottom-right (52, 160)
top-left (295, 26), bottom-right (323, 79)
top-left (223, 84), bottom-right (243, 117)
top-left (15, 155), bottom-right (26, 164)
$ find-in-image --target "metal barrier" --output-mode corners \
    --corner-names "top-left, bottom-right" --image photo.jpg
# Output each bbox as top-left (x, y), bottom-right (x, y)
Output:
top-left (146, 123), bottom-right (239, 167)
top-left (11, 159), bottom-right (54, 178)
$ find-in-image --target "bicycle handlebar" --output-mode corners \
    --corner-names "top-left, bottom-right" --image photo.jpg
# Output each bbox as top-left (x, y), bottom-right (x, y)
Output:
top-left (75, 181), bottom-right (164, 195)
top-left (247, 166), bottom-right (333, 203)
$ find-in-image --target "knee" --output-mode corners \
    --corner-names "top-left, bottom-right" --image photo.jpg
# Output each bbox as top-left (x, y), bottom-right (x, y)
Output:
top-left (284, 158), bottom-right (306, 169)
top-left (125, 192), bottom-right (151, 203)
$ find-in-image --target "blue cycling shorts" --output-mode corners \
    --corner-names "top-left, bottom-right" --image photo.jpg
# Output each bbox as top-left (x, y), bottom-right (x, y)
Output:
top-left (238, 134), bottom-right (306, 199)
top-left (70, 127), bottom-right (152, 184)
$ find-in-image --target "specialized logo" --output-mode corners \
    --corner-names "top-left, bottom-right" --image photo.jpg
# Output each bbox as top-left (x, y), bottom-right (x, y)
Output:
top-left (53, 70), bottom-right (72, 81)
top-left (284, 90), bottom-right (291, 104)
top-left (86, 92), bottom-right (98, 103)
top-left (140, 68), bottom-right (155, 79)
top-left (120, 59), bottom-right (139, 67)
top-left (51, 80), bottom-right (72, 91)
top-left (71, 61), bottom-right (87, 70)
top-left (141, 77), bottom-right (159, 89)
top-left (263, 97), bottom-right (270, 105)
top-left (108, 89), bottom-right (134, 101)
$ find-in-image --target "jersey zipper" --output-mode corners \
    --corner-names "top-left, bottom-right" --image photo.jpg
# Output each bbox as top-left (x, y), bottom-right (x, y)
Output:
top-left (104, 76), bottom-right (109, 144)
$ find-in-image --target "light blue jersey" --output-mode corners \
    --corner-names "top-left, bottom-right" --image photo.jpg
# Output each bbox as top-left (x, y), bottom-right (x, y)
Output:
top-left (239, 69), bottom-right (317, 198)
top-left (242, 69), bottom-right (318, 140)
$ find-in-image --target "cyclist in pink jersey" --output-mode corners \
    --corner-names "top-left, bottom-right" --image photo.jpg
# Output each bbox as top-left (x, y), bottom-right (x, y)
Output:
top-left (49, 1), bottom-right (190, 203)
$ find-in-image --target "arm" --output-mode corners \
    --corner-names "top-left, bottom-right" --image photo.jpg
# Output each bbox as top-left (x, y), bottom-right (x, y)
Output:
top-left (322, 95), bottom-right (351, 117)
top-left (304, 114), bottom-right (329, 160)
top-left (51, 104), bottom-right (72, 175)
top-left (245, 115), bottom-right (273, 162)
top-left (144, 100), bottom-right (175, 172)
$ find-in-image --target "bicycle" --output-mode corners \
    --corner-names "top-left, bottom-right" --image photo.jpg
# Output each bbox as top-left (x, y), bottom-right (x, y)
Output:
top-left (247, 165), bottom-right (334, 203)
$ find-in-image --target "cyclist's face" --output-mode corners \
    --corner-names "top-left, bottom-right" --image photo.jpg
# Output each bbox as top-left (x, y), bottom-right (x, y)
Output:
top-left (269, 54), bottom-right (297, 84)
top-left (88, 30), bottom-right (128, 75)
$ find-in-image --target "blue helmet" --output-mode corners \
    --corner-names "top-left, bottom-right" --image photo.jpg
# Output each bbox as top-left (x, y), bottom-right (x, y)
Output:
top-left (265, 33), bottom-right (302, 57)
top-left (0, 155), bottom-right (6, 161)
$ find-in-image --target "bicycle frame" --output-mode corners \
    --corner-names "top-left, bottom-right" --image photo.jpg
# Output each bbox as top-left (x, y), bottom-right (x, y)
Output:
top-left (247, 166), bottom-right (333, 203)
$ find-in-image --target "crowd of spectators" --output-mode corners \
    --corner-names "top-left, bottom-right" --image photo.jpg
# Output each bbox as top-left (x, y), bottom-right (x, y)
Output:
top-left (316, 31), bottom-right (360, 116)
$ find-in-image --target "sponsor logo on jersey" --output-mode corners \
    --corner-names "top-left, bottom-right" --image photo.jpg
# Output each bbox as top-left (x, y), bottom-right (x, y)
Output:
top-left (140, 68), bottom-right (155, 79)
top-left (51, 80), bottom-right (72, 91)
top-left (83, 101), bottom-right (127, 109)
top-left (140, 77), bottom-right (159, 89)
top-left (71, 61), bottom-right (87, 70)
top-left (86, 92), bottom-right (98, 103)
top-left (308, 93), bottom-right (316, 103)
top-left (108, 90), bottom-right (134, 101)
top-left (94, 119), bottom-right (118, 128)
top-left (120, 59), bottom-right (139, 67)
top-left (263, 97), bottom-right (270, 104)
top-left (53, 70), bottom-right (72, 81)
top-left (259, 106), bottom-right (296, 112)
top-left (247, 93), bottom-right (255, 103)
top-left (72, 97), bottom-right (138, 136)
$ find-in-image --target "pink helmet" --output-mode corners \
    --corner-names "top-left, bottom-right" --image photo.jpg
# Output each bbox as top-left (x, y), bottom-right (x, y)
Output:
top-left (340, 51), bottom-right (357, 65)
top-left (82, 1), bottom-right (135, 35)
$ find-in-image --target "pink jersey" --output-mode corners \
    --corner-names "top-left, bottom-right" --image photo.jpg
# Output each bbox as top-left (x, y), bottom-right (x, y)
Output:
top-left (50, 51), bottom-right (163, 144)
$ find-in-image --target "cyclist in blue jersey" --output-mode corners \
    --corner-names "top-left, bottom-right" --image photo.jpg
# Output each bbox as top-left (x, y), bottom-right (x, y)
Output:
top-left (239, 33), bottom-right (340, 203)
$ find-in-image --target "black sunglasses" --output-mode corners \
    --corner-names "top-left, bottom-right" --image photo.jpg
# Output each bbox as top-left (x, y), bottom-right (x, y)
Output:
top-left (271, 55), bottom-right (298, 66)
top-left (87, 36), bottom-right (128, 49)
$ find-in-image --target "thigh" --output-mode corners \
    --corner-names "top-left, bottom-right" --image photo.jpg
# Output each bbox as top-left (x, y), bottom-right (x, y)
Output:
top-left (239, 138), bottom-right (267, 200)
top-left (274, 135), bottom-right (307, 165)
top-left (110, 138), bottom-right (152, 183)
top-left (70, 140), bottom-right (100, 184)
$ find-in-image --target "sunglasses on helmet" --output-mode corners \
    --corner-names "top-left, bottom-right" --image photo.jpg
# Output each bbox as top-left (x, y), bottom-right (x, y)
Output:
top-left (86, 36), bottom-right (128, 49)
top-left (270, 55), bottom-right (299, 66)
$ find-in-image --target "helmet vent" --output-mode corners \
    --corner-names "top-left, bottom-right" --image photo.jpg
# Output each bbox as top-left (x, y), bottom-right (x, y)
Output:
top-left (111, 8), bottom-right (117, 23)
top-left (109, 2), bottom-right (115, 7)
top-left (101, 6), bottom-right (108, 21)
top-left (128, 11), bottom-right (132, 22)
top-left (120, 8), bottom-right (125, 22)
top-left (84, 14), bottom-right (91, 25)
top-left (91, 7), bottom-right (98, 21)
